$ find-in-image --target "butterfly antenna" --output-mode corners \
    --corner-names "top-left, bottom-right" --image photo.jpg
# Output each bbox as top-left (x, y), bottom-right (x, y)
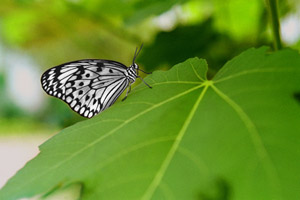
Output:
top-left (132, 47), bottom-right (138, 65)
top-left (136, 43), bottom-right (143, 57)
top-left (138, 68), bottom-right (152, 74)
top-left (132, 43), bottom-right (144, 65)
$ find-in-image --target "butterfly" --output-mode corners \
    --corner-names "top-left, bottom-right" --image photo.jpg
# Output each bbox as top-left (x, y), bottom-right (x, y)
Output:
top-left (41, 44), bottom-right (151, 118)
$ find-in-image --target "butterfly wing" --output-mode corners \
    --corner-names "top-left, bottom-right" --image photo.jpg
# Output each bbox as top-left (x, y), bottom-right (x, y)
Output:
top-left (41, 59), bottom-right (129, 118)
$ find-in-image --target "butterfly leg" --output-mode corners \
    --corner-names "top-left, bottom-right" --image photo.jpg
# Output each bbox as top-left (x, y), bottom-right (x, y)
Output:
top-left (137, 76), bottom-right (152, 89)
top-left (122, 84), bottom-right (132, 101)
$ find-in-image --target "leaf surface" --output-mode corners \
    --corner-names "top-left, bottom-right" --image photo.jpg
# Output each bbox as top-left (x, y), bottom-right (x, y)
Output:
top-left (1, 47), bottom-right (300, 200)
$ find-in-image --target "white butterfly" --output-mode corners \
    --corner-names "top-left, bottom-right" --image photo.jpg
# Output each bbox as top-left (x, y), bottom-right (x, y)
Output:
top-left (41, 45), bottom-right (151, 118)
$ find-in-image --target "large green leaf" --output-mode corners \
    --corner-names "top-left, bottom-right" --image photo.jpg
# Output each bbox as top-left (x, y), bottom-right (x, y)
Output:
top-left (1, 47), bottom-right (300, 200)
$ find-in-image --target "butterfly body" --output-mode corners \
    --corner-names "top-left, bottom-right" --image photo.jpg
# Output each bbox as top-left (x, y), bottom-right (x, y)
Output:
top-left (41, 57), bottom-right (150, 118)
top-left (41, 45), bottom-right (150, 118)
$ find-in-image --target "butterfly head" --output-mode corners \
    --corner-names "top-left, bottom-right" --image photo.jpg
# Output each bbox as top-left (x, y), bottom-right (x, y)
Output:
top-left (133, 63), bottom-right (139, 70)
top-left (128, 44), bottom-right (152, 88)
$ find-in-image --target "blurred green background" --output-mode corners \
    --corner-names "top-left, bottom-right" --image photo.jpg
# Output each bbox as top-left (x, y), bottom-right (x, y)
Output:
top-left (0, 0), bottom-right (300, 133)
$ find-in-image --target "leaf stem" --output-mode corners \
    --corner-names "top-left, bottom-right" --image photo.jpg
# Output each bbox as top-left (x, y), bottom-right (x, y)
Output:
top-left (266, 0), bottom-right (282, 50)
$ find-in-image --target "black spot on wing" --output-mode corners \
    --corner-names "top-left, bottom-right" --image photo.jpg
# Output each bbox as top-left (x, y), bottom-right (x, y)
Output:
top-left (96, 59), bottom-right (127, 69)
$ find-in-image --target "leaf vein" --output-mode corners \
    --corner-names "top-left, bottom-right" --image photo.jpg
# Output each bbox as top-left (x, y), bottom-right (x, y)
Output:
top-left (189, 60), bottom-right (204, 81)
top-left (210, 84), bottom-right (281, 197)
top-left (98, 136), bottom-right (176, 170)
top-left (132, 81), bottom-right (202, 93)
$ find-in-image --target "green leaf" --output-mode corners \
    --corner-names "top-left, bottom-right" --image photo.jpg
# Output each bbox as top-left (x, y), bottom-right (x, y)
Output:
top-left (1, 47), bottom-right (300, 200)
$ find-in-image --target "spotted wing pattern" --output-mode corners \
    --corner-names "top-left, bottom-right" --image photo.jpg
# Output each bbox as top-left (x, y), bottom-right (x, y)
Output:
top-left (41, 60), bottom-right (129, 118)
